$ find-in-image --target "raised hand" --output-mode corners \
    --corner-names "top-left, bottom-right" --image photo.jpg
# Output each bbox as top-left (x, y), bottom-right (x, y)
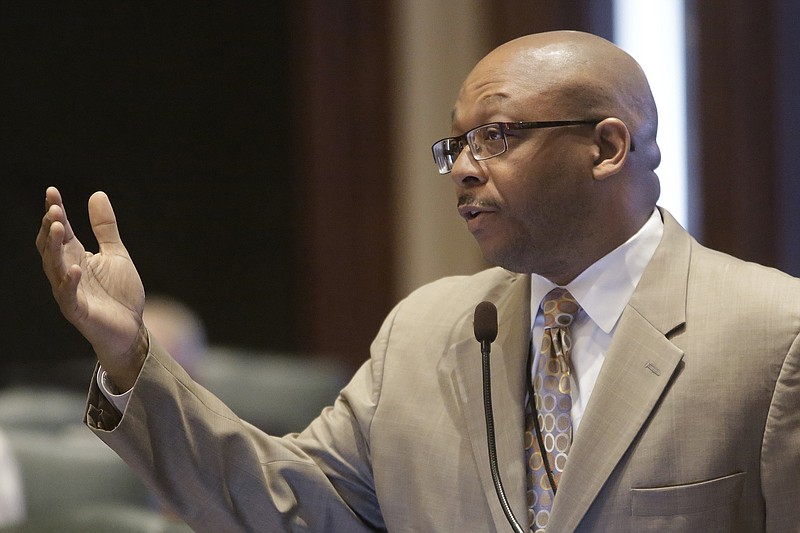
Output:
top-left (36, 187), bottom-right (147, 391)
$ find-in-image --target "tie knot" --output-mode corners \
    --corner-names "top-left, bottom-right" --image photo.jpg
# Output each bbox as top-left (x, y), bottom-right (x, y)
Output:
top-left (542, 288), bottom-right (581, 328)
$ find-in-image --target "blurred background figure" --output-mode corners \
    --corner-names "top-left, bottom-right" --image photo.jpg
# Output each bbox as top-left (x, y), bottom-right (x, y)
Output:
top-left (0, 295), bottom-right (202, 531)
top-left (143, 295), bottom-right (208, 380)
top-left (0, 428), bottom-right (24, 528)
top-left (142, 295), bottom-right (348, 436)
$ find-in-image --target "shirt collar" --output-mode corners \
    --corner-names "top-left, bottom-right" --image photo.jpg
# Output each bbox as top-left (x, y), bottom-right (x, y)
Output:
top-left (529, 208), bottom-right (664, 333)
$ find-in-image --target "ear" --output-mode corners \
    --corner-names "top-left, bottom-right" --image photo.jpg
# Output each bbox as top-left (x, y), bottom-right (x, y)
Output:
top-left (590, 118), bottom-right (632, 181)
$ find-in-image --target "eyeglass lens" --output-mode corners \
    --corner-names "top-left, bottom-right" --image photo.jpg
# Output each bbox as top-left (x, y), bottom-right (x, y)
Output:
top-left (432, 124), bottom-right (508, 174)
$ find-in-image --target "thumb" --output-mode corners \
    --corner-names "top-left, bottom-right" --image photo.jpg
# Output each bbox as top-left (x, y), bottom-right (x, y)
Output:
top-left (88, 191), bottom-right (126, 255)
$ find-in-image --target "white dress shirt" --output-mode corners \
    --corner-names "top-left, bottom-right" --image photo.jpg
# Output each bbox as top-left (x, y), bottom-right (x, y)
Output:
top-left (98, 366), bottom-right (133, 413)
top-left (529, 208), bottom-right (663, 434)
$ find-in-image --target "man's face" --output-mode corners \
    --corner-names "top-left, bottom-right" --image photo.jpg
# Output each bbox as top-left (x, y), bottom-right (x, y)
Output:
top-left (449, 65), bottom-right (601, 282)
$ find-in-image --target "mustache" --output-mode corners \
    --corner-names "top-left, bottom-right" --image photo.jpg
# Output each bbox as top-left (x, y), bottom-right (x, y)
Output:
top-left (457, 194), bottom-right (499, 210)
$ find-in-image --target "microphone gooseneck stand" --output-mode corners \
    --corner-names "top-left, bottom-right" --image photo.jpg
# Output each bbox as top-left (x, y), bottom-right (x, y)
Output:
top-left (474, 301), bottom-right (525, 533)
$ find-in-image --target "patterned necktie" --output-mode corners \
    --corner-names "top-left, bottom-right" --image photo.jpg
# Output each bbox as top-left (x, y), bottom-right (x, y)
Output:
top-left (525, 288), bottom-right (580, 532)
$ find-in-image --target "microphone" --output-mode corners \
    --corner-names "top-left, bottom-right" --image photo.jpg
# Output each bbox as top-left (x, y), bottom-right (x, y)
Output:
top-left (473, 302), bottom-right (524, 533)
top-left (474, 301), bottom-right (498, 345)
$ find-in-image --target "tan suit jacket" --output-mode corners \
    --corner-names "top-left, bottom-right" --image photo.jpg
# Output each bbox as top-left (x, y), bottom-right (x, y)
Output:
top-left (86, 209), bottom-right (800, 532)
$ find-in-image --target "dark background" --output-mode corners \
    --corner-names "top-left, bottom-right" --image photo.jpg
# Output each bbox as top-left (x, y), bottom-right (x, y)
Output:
top-left (2, 1), bottom-right (799, 387)
top-left (3, 3), bottom-right (298, 384)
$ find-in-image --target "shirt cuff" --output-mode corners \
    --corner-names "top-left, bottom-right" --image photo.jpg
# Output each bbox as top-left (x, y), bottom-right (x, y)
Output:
top-left (97, 366), bottom-right (133, 413)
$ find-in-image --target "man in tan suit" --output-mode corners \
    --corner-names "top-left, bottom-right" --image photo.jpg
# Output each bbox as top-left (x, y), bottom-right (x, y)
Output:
top-left (37, 31), bottom-right (800, 532)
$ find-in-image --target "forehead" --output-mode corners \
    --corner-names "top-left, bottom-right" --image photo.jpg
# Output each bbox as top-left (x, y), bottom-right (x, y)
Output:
top-left (451, 60), bottom-right (556, 133)
top-left (451, 80), bottom-right (528, 132)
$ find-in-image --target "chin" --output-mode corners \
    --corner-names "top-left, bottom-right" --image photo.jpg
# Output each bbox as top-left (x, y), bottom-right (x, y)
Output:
top-left (479, 245), bottom-right (532, 274)
top-left (482, 240), bottom-right (560, 276)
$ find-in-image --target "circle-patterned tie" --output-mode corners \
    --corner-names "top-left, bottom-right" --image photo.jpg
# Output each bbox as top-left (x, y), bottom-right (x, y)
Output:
top-left (525, 288), bottom-right (580, 532)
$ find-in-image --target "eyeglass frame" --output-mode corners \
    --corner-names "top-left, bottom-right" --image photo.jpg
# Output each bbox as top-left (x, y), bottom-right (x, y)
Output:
top-left (431, 119), bottom-right (634, 175)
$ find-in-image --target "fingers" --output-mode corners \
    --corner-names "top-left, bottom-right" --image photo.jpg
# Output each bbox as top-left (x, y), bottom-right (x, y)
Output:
top-left (47, 186), bottom-right (75, 240)
top-left (36, 192), bottom-right (66, 281)
top-left (36, 190), bottom-right (57, 254)
top-left (36, 187), bottom-right (84, 300)
top-left (88, 191), bottom-right (127, 255)
top-left (39, 217), bottom-right (71, 288)
top-left (36, 187), bottom-right (74, 254)
top-left (40, 218), bottom-right (85, 328)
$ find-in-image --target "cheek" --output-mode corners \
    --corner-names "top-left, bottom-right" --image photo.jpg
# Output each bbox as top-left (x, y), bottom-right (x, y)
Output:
top-left (492, 166), bottom-right (551, 220)
top-left (498, 162), bottom-right (588, 237)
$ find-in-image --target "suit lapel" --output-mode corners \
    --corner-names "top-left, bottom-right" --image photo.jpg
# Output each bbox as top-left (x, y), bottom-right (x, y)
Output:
top-left (548, 209), bottom-right (692, 530)
top-left (442, 274), bottom-right (531, 530)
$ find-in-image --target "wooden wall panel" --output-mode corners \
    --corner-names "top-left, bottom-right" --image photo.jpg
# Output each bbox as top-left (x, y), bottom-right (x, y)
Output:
top-left (291, 1), bottom-right (393, 369)
top-left (487, 0), bottom-right (613, 45)
top-left (687, 0), bottom-right (779, 266)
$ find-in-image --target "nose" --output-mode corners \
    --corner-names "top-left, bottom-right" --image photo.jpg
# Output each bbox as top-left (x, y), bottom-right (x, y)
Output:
top-left (449, 147), bottom-right (487, 188)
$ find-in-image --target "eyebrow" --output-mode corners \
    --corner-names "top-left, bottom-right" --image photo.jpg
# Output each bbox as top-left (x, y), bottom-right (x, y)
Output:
top-left (450, 93), bottom-right (510, 128)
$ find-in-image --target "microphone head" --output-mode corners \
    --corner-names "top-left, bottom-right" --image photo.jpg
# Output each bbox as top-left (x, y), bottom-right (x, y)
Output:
top-left (473, 301), bottom-right (498, 343)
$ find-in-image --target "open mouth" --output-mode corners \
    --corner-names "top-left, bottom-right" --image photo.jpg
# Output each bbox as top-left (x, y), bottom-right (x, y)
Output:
top-left (457, 196), bottom-right (499, 223)
top-left (458, 204), bottom-right (496, 221)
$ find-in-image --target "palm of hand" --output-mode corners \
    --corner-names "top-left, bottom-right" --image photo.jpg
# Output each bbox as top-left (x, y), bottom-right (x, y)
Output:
top-left (68, 236), bottom-right (145, 355)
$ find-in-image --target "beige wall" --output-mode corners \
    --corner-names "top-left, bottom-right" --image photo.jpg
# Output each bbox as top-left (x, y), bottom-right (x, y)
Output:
top-left (390, 0), bottom-right (490, 300)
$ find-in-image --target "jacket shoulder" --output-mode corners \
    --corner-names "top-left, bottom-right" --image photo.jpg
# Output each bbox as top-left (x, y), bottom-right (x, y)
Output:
top-left (400, 267), bottom-right (524, 312)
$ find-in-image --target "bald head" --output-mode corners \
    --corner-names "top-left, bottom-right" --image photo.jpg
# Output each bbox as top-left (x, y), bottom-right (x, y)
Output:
top-left (460, 31), bottom-right (661, 175)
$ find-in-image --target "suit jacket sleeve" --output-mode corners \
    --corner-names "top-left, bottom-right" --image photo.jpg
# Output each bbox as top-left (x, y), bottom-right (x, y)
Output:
top-left (84, 308), bottom-right (400, 533)
top-left (761, 327), bottom-right (800, 531)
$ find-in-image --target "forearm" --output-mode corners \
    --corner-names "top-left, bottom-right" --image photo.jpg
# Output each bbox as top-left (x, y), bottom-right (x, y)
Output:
top-left (86, 335), bottom-right (382, 532)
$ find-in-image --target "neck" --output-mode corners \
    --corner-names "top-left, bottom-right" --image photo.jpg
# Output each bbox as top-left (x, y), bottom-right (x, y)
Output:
top-left (545, 207), bottom-right (655, 286)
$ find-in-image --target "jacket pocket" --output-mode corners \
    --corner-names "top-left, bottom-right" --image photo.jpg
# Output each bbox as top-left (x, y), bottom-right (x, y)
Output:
top-left (630, 471), bottom-right (746, 516)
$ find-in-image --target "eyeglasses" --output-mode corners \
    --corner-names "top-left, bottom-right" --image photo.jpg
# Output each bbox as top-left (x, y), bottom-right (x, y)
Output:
top-left (431, 120), bottom-right (601, 174)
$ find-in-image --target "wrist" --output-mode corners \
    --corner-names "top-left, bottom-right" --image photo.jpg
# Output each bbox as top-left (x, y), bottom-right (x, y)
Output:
top-left (101, 322), bottom-right (149, 393)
